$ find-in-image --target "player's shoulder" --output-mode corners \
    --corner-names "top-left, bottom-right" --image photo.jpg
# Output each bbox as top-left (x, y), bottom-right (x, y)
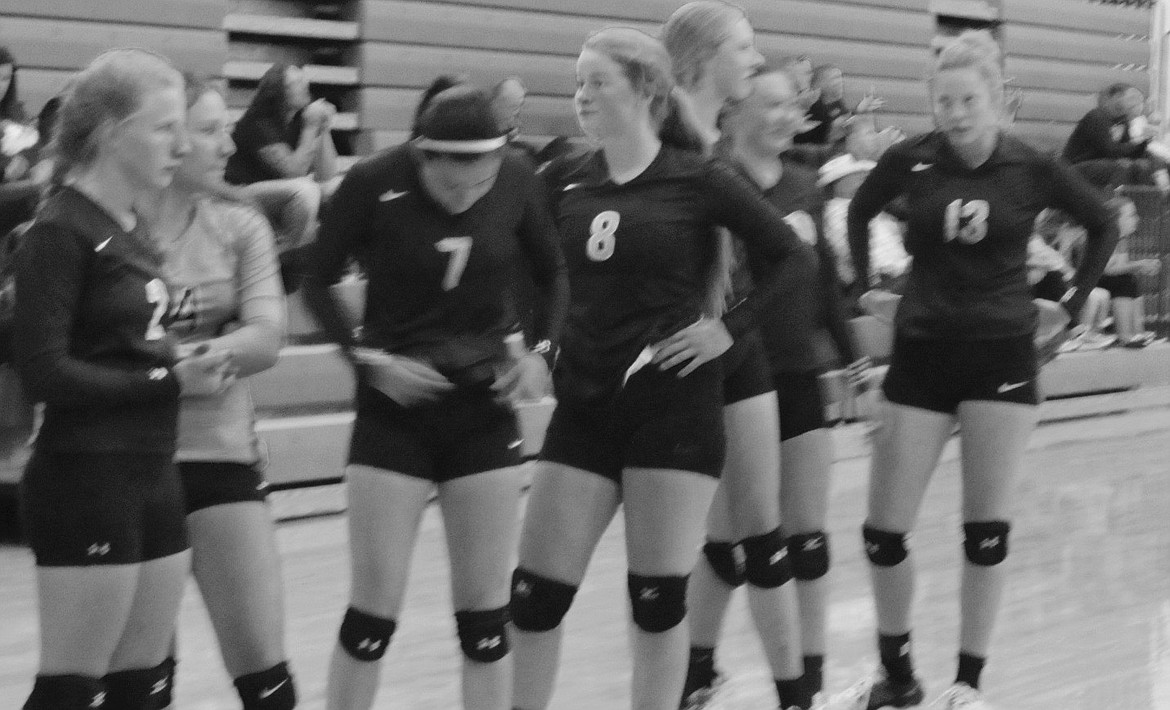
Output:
top-left (540, 147), bottom-right (600, 192)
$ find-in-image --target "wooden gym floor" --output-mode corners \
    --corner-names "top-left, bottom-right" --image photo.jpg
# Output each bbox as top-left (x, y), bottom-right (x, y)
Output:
top-left (1, 407), bottom-right (1168, 709)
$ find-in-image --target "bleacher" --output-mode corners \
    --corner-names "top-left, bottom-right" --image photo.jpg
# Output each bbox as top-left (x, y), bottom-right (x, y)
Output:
top-left (0, 0), bottom-right (1167, 502)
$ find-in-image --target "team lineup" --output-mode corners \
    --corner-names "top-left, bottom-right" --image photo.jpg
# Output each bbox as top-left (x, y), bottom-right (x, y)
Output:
top-left (6, 2), bottom-right (1129, 710)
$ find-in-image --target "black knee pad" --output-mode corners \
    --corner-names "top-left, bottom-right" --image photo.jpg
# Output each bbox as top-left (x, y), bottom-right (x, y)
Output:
top-left (740, 527), bottom-right (793, 589)
top-left (23, 675), bottom-right (104, 710)
top-left (153, 657), bottom-right (175, 709)
top-left (455, 606), bottom-right (511, 663)
top-left (338, 607), bottom-right (397, 662)
top-left (234, 661), bottom-right (296, 710)
top-left (103, 667), bottom-right (168, 709)
top-left (963, 521), bottom-right (1011, 566)
top-left (788, 531), bottom-right (830, 580)
top-left (627, 573), bottom-right (688, 633)
top-left (863, 525), bottom-right (909, 567)
top-left (510, 568), bottom-right (578, 633)
top-left (701, 540), bottom-right (744, 588)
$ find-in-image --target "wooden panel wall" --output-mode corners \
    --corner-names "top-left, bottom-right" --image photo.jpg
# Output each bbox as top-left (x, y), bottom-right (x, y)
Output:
top-left (355, 0), bottom-right (1151, 154)
top-left (0, 0), bottom-right (228, 119)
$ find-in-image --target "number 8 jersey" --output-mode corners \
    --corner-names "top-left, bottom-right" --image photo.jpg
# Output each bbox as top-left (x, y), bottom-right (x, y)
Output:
top-left (15, 187), bottom-right (181, 453)
top-left (544, 145), bottom-right (815, 405)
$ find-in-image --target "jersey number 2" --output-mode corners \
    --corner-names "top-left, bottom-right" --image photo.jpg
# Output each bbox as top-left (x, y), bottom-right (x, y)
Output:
top-left (435, 236), bottom-right (473, 290)
top-left (144, 278), bottom-right (169, 341)
top-left (587, 211), bottom-right (620, 261)
top-left (944, 199), bottom-right (990, 245)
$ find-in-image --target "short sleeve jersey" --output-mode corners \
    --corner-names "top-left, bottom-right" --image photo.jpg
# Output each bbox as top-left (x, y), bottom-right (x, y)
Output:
top-left (162, 199), bottom-right (283, 463)
top-left (313, 144), bottom-right (565, 388)
top-left (849, 131), bottom-right (1113, 341)
top-left (225, 110), bottom-right (304, 185)
top-left (15, 187), bottom-right (180, 453)
top-left (544, 145), bottom-right (812, 404)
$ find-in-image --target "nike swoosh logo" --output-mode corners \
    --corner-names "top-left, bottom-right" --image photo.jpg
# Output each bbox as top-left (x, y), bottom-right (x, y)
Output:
top-left (911, 162), bottom-right (933, 172)
top-left (997, 381), bottom-right (1029, 393)
top-left (379, 189), bottom-right (409, 202)
top-left (259, 680), bottom-right (288, 699)
top-left (508, 439), bottom-right (523, 450)
top-left (562, 182), bottom-right (584, 191)
top-left (95, 237), bottom-right (113, 251)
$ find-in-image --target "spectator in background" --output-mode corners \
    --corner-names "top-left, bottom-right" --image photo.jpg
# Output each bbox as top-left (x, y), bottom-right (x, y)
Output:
top-left (1028, 209), bottom-right (1115, 352)
top-left (795, 64), bottom-right (885, 147)
top-left (818, 152), bottom-right (909, 295)
top-left (1063, 82), bottom-right (1159, 187)
top-left (225, 63), bottom-right (338, 252)
top-left (1098, 197), bottom-right (1162, 347)
top-left (0, 47), bottom-right (45, 239)
top-left (490, 76), bottom-right (527, 139)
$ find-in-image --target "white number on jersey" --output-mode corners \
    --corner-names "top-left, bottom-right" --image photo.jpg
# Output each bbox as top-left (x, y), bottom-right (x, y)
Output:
top-left (587, 211), bottom-right (620, 262)
top-left (144, 278), bottom-right (169, 341)
top-left (435, 236), bottom-right (473, 290)
top-left (944, 199), bottom-right (990, 245)
top-left (783, 211), bottom-right (818, 246)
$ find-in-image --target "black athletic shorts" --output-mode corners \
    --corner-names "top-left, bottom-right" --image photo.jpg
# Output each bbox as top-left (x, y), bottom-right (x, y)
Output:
top-left (21, 450), bottom-right (189, 566)
top-left (541, 359), bottom-right (725, 484)
top-left (882, 333), bottom-right (1040, 414)
top-left (723, 330), bottom-right (774, 405)
top-left (348, 383), bottom-right (521, 483)
top-left (1096, 273), bottom-right (1140, 299)
top-left (774, 369), bottom-right (827, 441)
top-left (179, 461), bottom-right (270, 514)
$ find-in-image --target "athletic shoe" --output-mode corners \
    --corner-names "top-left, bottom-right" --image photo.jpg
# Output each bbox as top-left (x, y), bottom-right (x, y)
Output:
top-left (930, 683), bottom-right (991, 709)
top-left (680, 672), bottom-right (724, 710)
top-left (1076, 331), bottom-right (1117, 351)
top-left (1123, 331), bottom-right (1157, 349)
top-left (865, 673), bottom-right (926, 709)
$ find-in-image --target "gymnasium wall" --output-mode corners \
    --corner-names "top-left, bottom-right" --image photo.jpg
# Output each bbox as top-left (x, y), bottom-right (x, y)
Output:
top-left (0, 0), bottom-right (1152, 154)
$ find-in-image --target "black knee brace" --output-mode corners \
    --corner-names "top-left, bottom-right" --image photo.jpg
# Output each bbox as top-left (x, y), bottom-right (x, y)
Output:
top-left (863, 525), bottom-right (909, 567)
top-left (627, 573), bottom-right (688, 633)
top-left (788, 531), bottom-right (830, 580)
top-left (963, 521), bottom-right (1011, 566)
top-left (338, 607), bottom-right (397, 662)
top-left (455, 606), bottom-right (511, 663)
top-left (234, 661), bottom-right (296, 710)
top-left (23, 675), bottom-right (104, 710)
top-left (510, 568), bottom-right (578, 633)
top-left (741, 527), bottom-right (793, 589)
top-left (103, 667), bottom-right (168, 709)
top-left (153, 657), bottom-right (175, 709)
top-left (701, 540), bottom-right (744, 588)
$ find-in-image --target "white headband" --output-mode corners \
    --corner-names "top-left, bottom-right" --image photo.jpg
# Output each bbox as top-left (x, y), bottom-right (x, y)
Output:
top-left (414, 136), bottom-right (508, 153)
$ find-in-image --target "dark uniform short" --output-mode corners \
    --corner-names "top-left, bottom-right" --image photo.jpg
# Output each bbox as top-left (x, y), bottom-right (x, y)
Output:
top-left (722, 330), bottom-right (775, 405)
top-left (774, 369), bottom-right (827, 441)
top-left (21, 451), bottom-right (188, 566)
top-left (1097, 273), bottom-right (1139, 299)
top-left (348, 383), bottom-right (521, 483)
top-left (179, 461), bottom-right (270, 514)
top-left (541, 359), bottom-right (725, 484)
top-left (882, 333), bottom-right (1040, 414)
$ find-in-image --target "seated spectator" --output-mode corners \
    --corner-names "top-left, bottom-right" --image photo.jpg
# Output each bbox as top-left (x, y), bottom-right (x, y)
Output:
top-left (0, 47), bottom-right (45, 240)
top-left (818, 152), bottom-right (910, 294)
top-left (795, 63), bottom-right (885, 147)
top-left (1064, 83), bottom-right (1160, 187)
top-left (1098, 197), bottom-right (1162, 347)
top-left (225, 63), bottom-right (338, 251)
top-left (1028, 211), bottom-right (1114, 351)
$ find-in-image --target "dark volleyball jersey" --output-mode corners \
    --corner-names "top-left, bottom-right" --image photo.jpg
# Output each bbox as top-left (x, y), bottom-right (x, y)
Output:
top-left (310, 144), bottom-right (568, 387)
top-left (731, 159), bottom-right (855, 373)
top-left (543, 145), bottom-right (814, 404)
top-left (847, 132), bottom-right (1116, 341)
top-left (15, 187), bottom-right (180, 453)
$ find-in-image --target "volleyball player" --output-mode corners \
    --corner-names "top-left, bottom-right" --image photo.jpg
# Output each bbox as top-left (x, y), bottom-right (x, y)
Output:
top-left (661, 4), bottom-right (809, 708)
top-left (302, 86), bottom-right (567, 710)
top-left (509, 27), bottom-right (814, 710)
top-left (14, 49), bottom-right (234, 710)
top-left (681, 65), bottom-right (862, 710)
top-left (143, 76), bottom-right (293, 709)
top-left (827, 32), bottom-right (1119, 710)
